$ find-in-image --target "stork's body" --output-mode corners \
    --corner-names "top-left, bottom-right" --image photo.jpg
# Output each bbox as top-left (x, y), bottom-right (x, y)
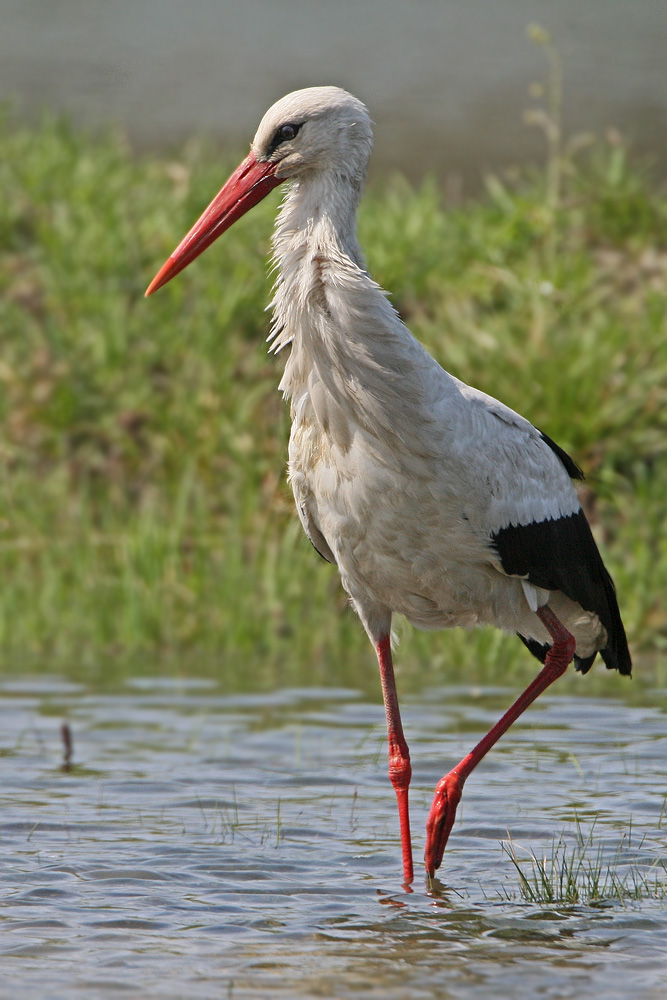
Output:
top-left (274, 178), bottom-right (597, 652)
top-left (147, 87), bottom-right (631, 882)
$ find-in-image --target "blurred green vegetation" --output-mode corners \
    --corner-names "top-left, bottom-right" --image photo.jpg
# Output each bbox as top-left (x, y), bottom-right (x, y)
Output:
top-left (1, 107), bottom-right (665, 690)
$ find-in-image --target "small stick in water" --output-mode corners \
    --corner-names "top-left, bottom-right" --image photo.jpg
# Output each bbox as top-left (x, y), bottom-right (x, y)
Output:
top-left (61, 722), bottom-right (73, 770)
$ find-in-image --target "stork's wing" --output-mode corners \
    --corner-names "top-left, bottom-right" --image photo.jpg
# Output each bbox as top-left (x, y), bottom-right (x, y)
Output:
top-left (450, 380), bottom-right (630, 676)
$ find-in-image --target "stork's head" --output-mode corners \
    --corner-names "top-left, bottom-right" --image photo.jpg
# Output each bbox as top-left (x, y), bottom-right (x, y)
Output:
top-left (146, 86), bottom-right (372, 295)
top-left (252, 86), bottom-right (372, 184)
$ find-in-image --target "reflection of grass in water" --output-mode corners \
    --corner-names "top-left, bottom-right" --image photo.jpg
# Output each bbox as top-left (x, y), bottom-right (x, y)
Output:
top-left (1, 48), bottom-right (666, 685)
top-left (502, 819), bottom-right (667, 904)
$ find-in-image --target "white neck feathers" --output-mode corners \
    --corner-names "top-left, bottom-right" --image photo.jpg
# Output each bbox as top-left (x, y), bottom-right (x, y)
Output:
top-left (266, 172), bottom-right (436, 460)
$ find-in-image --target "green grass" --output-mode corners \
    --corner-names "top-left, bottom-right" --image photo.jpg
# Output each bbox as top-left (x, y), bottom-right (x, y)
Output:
top-left (502, 820), bottom-right (667, 905)
top-left (1, 101), bottom-right (666, 687)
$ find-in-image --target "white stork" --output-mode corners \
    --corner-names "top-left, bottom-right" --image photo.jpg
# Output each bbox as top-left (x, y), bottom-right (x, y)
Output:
top-left (146, 87), bottom-right (631, 883)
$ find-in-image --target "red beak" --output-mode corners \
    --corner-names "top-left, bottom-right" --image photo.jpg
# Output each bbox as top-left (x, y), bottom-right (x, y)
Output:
top-left (145, 151), bottom-right (283, 296)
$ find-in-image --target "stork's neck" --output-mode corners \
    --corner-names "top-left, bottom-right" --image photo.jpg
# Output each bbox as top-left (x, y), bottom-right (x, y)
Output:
top-left (269, 170), bottom-right (378, 387)
top-left (269, 171), bottom-right (390, 390)
top-left (272, 170), bottom-right (365, 278)
top-left (268, 169), bottom-right (438, 458)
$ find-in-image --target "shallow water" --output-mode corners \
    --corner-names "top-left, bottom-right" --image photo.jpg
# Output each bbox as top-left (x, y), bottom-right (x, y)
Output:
top-left (1, 673), bottom-right (666, 999)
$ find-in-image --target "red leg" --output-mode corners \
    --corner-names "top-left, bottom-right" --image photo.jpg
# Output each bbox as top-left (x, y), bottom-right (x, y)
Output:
top-left (424, 605), bottom-right (576, 876)
top-left (376, 635), bottom-right (414, 883)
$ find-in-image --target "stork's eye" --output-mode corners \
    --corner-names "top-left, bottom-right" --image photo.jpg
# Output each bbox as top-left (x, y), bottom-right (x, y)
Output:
top-left (268, 122), bottom-right (302, 156)
top-left (276, 123), bottom-right (301, 145)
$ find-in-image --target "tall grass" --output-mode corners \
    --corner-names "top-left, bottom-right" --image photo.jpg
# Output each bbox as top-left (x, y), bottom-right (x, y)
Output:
top-left (1, 94), bottom-right (666, 685)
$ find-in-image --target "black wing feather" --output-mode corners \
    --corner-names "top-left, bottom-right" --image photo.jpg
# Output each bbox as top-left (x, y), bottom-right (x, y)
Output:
top-left (493, 433), bottom-right (631, 677)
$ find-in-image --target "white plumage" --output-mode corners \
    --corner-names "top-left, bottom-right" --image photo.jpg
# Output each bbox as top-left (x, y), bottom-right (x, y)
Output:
top-left (261, 89), bottom-right (596, 656)
top-left (147, 86), bottom-right (630, 882)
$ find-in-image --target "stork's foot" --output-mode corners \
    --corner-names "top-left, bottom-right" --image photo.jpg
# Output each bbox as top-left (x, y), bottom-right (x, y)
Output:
top-left (424, 770), bottom-right (464, 876)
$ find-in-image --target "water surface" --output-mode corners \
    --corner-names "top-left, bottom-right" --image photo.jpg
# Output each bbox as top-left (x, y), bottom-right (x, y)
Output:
top-left (1, 673), bottom-right (665, 998)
